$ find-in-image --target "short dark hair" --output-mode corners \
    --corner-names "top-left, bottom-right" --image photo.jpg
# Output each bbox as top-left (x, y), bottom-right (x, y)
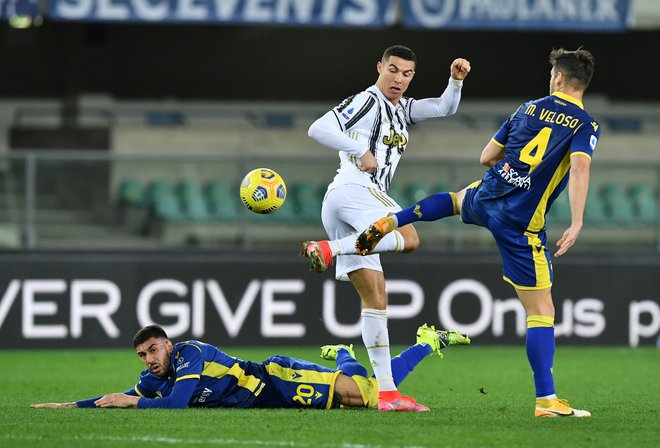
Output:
top-left (382, 45), bottom-right (417, 69)
top-left (549, 48), bottom-right (595, 90)
top-left (132, 325), bottom-right (169, 348)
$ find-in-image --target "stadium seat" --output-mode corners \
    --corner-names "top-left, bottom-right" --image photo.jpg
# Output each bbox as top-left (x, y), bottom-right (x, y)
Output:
top-left (292, 182), bottom-right (321, 223)
top-left (406, 182), bottom-right (432, 204)
top-left (147, 180), bottom-right (186, 222)
top-left (547, 191), bottom-right (572, 225)
top-left (153, 194), bottom-right (186, 222)
top-left (584, 188), bottom-right (608, 227)
top-left (629, 183), bottom-right (657, 225)
top-left (205, 180), bottom-right (240, 221)
top-left (147, 179), bottom-right (174, 201)
top-left (146, 111), bottom-right (185, 126)
top-left (118, 178), bottom-right (146, 207)
top-left (269, 193), bottom-right (297, 223)
top-left (601, 183), bottom-right (636, 226)
top-left (431, 183), bottom-right (450, 194)
top-left (606, 117), bottom-right (641, 132)
top-left (178, 180), bottom-right (211, 222)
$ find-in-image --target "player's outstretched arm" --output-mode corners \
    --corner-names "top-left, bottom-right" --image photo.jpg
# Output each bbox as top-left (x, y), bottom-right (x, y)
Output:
top-left (32, 394), bottom-right (139, 409)
top-left (31, 388), bottom-right (140, 409)
top-left (31, 401), bottom-right (78, 408)
top-left (408, 58), bottom-right (471, 123)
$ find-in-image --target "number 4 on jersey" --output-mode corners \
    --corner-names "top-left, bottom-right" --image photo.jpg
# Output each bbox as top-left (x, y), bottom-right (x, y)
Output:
top-left (520, 127), bottom-right (552, 172)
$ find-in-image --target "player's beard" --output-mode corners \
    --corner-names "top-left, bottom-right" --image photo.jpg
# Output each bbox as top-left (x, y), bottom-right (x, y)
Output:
top-left (150, 362), bottom-right (168, 377)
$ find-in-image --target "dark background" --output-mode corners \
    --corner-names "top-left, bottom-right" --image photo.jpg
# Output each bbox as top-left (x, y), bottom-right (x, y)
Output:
top-left (1, 23), bottom-right (658, 101)
top-left (0, 252), bottom-right (657, 347)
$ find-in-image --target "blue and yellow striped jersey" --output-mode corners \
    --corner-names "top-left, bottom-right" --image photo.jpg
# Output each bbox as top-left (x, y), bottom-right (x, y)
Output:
top-left (133, 340), bottom-right (340, 409)
top-left (134, 340), bottom-right (270, 408)
top-left (479, 91), bottom-right (601, 232)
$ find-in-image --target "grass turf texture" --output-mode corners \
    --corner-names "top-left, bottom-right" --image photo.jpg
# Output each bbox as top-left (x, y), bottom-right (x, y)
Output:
top-left (2, 346), bottom-right (657, 448)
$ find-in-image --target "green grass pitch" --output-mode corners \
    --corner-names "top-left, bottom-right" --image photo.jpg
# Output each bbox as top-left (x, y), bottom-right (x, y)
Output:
top-left (2, 346), bottom-right (657, 447)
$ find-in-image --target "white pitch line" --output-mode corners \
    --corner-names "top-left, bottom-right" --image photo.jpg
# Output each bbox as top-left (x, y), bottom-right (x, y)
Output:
top-left (1, 434), bottom-right (427, 448)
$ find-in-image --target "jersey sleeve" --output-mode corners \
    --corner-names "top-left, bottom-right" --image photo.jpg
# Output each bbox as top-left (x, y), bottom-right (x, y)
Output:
top-left (407, 77), bottom-right (463, 124)
top-left (570, 119), bottom-right (601, 160)
top-left (491, 117), bottom-right (511, 148)
top-left (491, 105), bottom-right (522, 148)
top-left (172, 341), bottom-right (204, 382)
top-left (133, 370), bottom-right (162, 398)
top-left (331, 91), bottom-right (377, 132)
top-left (308, 111), bottom-right (368, 156)
top-left (137, 380), bottom-right (197, 409)
top-left (75, 388), bottom-right (139, 408)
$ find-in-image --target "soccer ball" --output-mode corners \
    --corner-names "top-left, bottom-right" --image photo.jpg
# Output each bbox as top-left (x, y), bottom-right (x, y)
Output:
top-left (239, 168), bottom-right (287, 214)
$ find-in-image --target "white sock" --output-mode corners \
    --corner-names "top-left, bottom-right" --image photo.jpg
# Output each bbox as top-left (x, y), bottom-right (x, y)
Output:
top-left (328, 231), bottom-right (405, 256)
top-left (361, 308), bottom-right (397, 392)
top-left (539, 394), bottom-right (557, 400)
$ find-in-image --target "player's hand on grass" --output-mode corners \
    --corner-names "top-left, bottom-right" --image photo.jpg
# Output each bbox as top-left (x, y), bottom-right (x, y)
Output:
top-left (450, 58), bottom-right (471, 81)
top-left (31, 402), bottom-right (77, 409)
top-left (94, 393), bottom-right (140, 408)
top-left (359, 151), bottom-right (378, 174)
top-left (555, 224), bottom-right (582, 257)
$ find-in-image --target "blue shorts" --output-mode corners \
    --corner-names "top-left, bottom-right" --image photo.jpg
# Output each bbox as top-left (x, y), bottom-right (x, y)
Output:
top-left (259, 355), bottom-right (341, 409)
top-left (461, 181), bottom-right (553, 290)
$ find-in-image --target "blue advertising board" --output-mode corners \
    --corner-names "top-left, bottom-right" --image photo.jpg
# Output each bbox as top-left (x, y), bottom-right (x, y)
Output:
top-left (403, 0), bottom-right (630, 31)
top-left (49, 0), bottom-right (395, 27)
top-left (0, 0), bottom-right (39, 19)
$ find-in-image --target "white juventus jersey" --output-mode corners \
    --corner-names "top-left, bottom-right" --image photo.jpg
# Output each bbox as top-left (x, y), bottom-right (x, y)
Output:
top-left (329, 85), bottom-right (411, 192)
top-left (310, 79), bottom-right (463, 194)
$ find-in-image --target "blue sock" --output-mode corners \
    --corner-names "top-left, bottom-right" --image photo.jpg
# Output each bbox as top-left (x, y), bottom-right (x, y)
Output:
top-left (336, 348), bottom-right (368, 378)
top-left (526, 316), bottom-right (556, 398)
top-left (395, 192), bottom-right (456, 228)
top-left (391, 344), bottom-right (432, 387)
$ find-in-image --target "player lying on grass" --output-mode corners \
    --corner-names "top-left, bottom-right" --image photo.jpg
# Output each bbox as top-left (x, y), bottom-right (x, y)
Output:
top-left (31, 324), bottom-right (469, 411)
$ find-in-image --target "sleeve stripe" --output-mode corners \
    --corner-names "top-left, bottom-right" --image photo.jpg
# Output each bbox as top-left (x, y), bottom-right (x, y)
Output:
top-left (491, 138), bottom-right (505, 148)
top-left (134, 386), bottom-right (145, 398)
top-left (407, 98), bottom-right (415, 124)
top-left (570, 152), bottom-right (592, 161)
top-left (336, 94), bottom-right (356, 113)
top-left (175, 374), bottom-right (201, 382)
top-left (179, 342), bottom-right (202, 352)
top-left (344, 97), bottom-right (375, 130)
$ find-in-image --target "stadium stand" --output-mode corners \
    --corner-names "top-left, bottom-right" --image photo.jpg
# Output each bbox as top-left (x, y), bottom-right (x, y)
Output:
top-left (629, 183), bottom-right (658, 225)
top-left (178, 180), bottom-right (212, 222)
top-left (546, 192), bottom-right (572, 226)
top-left (206, 180), bottom-right (240, 222)
top-left (291, 182), bottom-right (323, 223)
top-left (0, 98), bottom-right (659, 250)
top-left (118, 178), bottom-right (146, 207)
top-left (385, 183), bottom-right (407, 206)
top-left (601, 184), bottom-right (637, 226)
top-left (584, 188), bottom-right (609, 227)
top-left (147, 180), bottom-right (187, 223)
top-left (406, 182), bottom-right (432, 204)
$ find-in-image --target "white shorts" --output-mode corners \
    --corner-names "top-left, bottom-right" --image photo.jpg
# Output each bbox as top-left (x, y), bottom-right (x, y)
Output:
top-left (321, 183), bottom-right (402, 281)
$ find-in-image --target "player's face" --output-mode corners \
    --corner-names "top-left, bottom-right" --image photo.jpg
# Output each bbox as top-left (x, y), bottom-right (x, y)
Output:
top-left (376, 56), bottom-right (416, 105)
top-left (136, 337), bottom-right (173, 378)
